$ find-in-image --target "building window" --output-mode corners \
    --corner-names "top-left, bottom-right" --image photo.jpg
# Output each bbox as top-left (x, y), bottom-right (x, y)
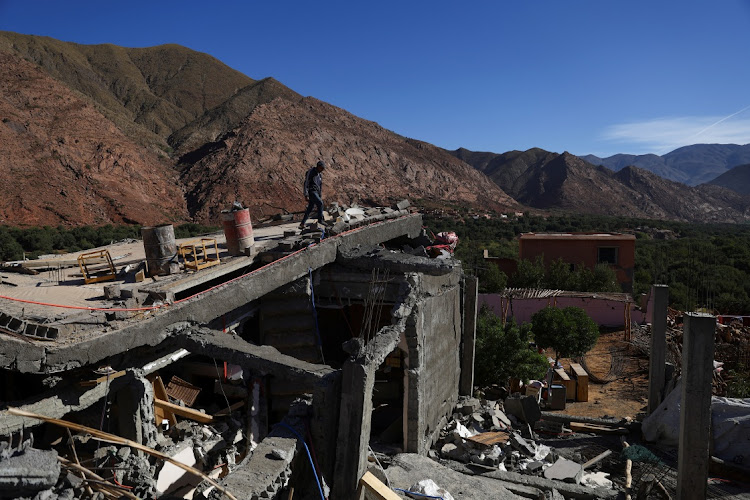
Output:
top-left (598, 247), bottom-right (618, 265)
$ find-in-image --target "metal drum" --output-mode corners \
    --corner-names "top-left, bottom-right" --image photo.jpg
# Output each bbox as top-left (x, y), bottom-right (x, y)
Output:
top-left (221, 211), bottom-right (239, 256)
top-left (222, 209), bottom-right (254, 256)
top-left (233, 208), bottom-right (254, 255)
top-left (141, 224), bottom-right (179, 276)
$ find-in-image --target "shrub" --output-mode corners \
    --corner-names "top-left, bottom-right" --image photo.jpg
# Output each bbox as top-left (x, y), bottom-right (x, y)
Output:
top-left (531, 306), bottom-right (599, 363)
top-left (475, 306), bottom-right (549, 387)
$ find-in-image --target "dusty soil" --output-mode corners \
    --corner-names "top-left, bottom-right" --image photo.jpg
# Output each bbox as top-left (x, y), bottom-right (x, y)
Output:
top-left (549, 330), bottom-right (649, 419)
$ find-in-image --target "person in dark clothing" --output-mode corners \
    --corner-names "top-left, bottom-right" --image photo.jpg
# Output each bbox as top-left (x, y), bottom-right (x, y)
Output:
top-left (299, 160), bottom-right (327, 229)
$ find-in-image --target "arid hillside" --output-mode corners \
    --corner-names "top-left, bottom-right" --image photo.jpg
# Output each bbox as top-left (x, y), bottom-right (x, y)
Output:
top-left (179, 97), bottom-right (518, 223)
top-left (0, 52), bottom-right (188, 226)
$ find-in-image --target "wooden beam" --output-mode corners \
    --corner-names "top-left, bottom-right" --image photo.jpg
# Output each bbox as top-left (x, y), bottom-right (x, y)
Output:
top-left (213, 400), bottom-right (245, 417)
top-left (154, 398), bottom-right (213, 424)
top-left (79, 370), bottom-right (127, 387)
top-left (357, 471), bottom-right (400, 500)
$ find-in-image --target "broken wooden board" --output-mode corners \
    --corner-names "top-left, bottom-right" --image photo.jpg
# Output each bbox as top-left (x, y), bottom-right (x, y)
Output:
top-left (154, 397), bottom-right (213, 424)
top-left (356, 471), bottom-right (401, 500)
top-left (150, 375), bottom-right (177, 428)
top-left (79, 370), bottom-right (127, 387)
top-left (466, 431), bottom-right (511, 449)
top-left (569, 422), bottom-right (628, 435)
top-left (569, 363), bottom-right (589, 402)
top-left (213, 400), bottom-right (245, 418)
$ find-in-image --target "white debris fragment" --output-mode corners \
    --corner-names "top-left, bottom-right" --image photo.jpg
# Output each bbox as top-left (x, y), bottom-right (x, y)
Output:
top-left (581, 471), bottom-right (613, 489)
top-left (407, 479), bottom-right (455, 500)
top-left (533, 443), bottom-right (551, 461)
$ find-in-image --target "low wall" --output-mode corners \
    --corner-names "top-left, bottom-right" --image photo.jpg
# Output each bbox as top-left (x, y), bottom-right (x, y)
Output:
top-left (479, 294), bottom-right (647, 327)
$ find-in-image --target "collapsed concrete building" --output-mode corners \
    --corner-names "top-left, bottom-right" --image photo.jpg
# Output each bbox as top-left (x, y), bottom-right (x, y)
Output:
top-left (0, 209), bottom-right (479, 499)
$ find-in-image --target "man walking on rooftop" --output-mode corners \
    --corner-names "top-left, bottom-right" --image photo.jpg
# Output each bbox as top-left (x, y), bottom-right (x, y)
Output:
top-left (299, 160), bottom-right (327, 230)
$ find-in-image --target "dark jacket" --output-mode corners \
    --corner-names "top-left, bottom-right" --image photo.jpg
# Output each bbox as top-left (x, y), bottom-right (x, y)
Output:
top-left (304, 167), bottom-right (322, 195)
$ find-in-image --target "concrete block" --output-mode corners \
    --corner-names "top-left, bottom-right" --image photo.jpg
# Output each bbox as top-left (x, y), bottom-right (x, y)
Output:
top-left (504, 395), bottom-right (541, 425)
top-left (492, 408), bottom-right (512, 428)
top-left (103, 283), bottom-right (121, 300)
top-left (509, 434), bottom-right (536, 458)
top-left (0, 448), bottom-right (61, 495)
top-left (544, 457), bottom-right (582, 483)
top-left (395, 199), bottom-right (411, 210)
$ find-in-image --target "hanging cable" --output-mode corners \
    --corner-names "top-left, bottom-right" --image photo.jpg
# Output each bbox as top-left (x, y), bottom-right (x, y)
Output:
top-left (308, 267), bottom-right (325, 364)
top-left (275, 422), bottom-right (325, 500)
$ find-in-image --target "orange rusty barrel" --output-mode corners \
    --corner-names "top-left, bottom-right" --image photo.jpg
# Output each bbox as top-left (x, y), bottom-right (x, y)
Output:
top-left (222, 209), bottom-right (254, 256)
top-left (234, 208), bottom-right (254, 255)
top-left (141, 224), bottom-right (179, 276)
top-left (221, 211), bottom-right (239, 256)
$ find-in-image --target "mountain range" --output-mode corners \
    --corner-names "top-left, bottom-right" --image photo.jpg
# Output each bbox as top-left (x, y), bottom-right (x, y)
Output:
top-left (1, 30), bottom-right (748, 227)
top-left (581, 144), bottom-right (750, 186)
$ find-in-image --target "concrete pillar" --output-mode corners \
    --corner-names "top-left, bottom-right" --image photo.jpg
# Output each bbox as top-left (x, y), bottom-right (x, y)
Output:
top-left (677, 313), bottom-right (716, 500)
top-left (331, 361), bottom-right (374, 500)
top-left (459, 276), bottom-right (478, 396)
top-left (648, 285), bottom-right (668, 414)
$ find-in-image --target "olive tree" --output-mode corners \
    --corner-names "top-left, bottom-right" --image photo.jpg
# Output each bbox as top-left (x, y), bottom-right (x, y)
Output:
top-left (475, 306), bottom-right (549, 387)
top-left (531, 306), bottom-right (599, 364)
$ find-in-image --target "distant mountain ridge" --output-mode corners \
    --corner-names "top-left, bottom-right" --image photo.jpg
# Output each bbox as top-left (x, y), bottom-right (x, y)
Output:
top-left (582, 143), bottom-right (750, 186)
top-left (707, 163), bottom-right (750, 195)
top-left (450, 147), bottom-right (750, 223)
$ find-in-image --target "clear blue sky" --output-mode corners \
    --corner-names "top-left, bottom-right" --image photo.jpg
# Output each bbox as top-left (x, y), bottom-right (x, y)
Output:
top-left (2, 0), bottom-right (749, 157)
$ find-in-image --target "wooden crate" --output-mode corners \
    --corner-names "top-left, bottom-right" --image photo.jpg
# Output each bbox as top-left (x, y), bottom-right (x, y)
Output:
top-left (569, 362), bottom-right (589, 402)
top-left (553, 368), bottom-right (576, 400)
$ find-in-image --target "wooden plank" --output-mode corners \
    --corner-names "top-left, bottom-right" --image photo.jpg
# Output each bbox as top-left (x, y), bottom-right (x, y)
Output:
top-left (466, 431), bottom-right (511, 448)
top-left (154, 398), bottom-right (213, 424)
top-left (554, 368), bottom-right (576, 400)
top-left (357, 471), bottom-right (401, 500)
top-left (569, 422), bottom-right (627, 435)
top-left (79, 370), bottom-right (127, 387)
top-left (151, 376), bottom-right (177, 428)
top-left (582, 449), bottom-right (613, 469)
top-left (213, 400), bottom-right (245, 417)
top-left (6, 408), bottom-right (237, 500)
top-left (569, 362), bottom-right (589, 402)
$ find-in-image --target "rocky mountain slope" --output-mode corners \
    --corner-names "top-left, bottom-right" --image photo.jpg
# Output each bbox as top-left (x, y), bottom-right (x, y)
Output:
top-left (0, 52), bottom-right (187, 226)
top-left (179, 97), bottom-right (517, 222)
top-left (0, 32), bottom-right (515, 226)
top-left (707, 163), bottom-right (750, 195)
top-left (0, 31), bottom-right (255, 152)
top-left (451, 148), bottom-right (750, 223)
top-left (583, 143), bottom-right (750, 186)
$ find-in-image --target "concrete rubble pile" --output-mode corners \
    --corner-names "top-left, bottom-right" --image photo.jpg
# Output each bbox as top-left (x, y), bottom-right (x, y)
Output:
top-left (421, 395), bottom-right (623, 499)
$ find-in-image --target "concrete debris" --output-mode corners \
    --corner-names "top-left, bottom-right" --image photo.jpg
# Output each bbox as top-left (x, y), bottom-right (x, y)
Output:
top-left (543, 457), bottom-right (583, 483)
top-left (504, 395), bottom-right (542, 425)
top-left (0, 447), bottom-right (60, 496)
top-left (429, 393), bottom-right (625, 497)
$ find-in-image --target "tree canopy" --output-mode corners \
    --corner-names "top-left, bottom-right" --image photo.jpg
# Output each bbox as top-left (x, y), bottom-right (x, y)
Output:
top-left (531, 306), bottom-right (599, 363)
top-left (475, 305), bottom-right (549, 386)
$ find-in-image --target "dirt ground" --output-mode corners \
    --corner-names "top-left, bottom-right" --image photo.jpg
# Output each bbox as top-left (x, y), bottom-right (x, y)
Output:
top-left (549, 330), bottom-right (649, 420)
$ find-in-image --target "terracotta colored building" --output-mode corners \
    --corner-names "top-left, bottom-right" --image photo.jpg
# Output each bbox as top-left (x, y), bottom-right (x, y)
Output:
top-left (518, 232), bottom-right (636, 292)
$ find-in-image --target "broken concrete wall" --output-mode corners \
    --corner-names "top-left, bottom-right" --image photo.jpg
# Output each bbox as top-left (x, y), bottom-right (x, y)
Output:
top-left (403, 270), bottom-right (463, 454)
top-left (259, 278), bottom-right (321, 364)
top-left (332, 326), bottom-right (402, 499)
